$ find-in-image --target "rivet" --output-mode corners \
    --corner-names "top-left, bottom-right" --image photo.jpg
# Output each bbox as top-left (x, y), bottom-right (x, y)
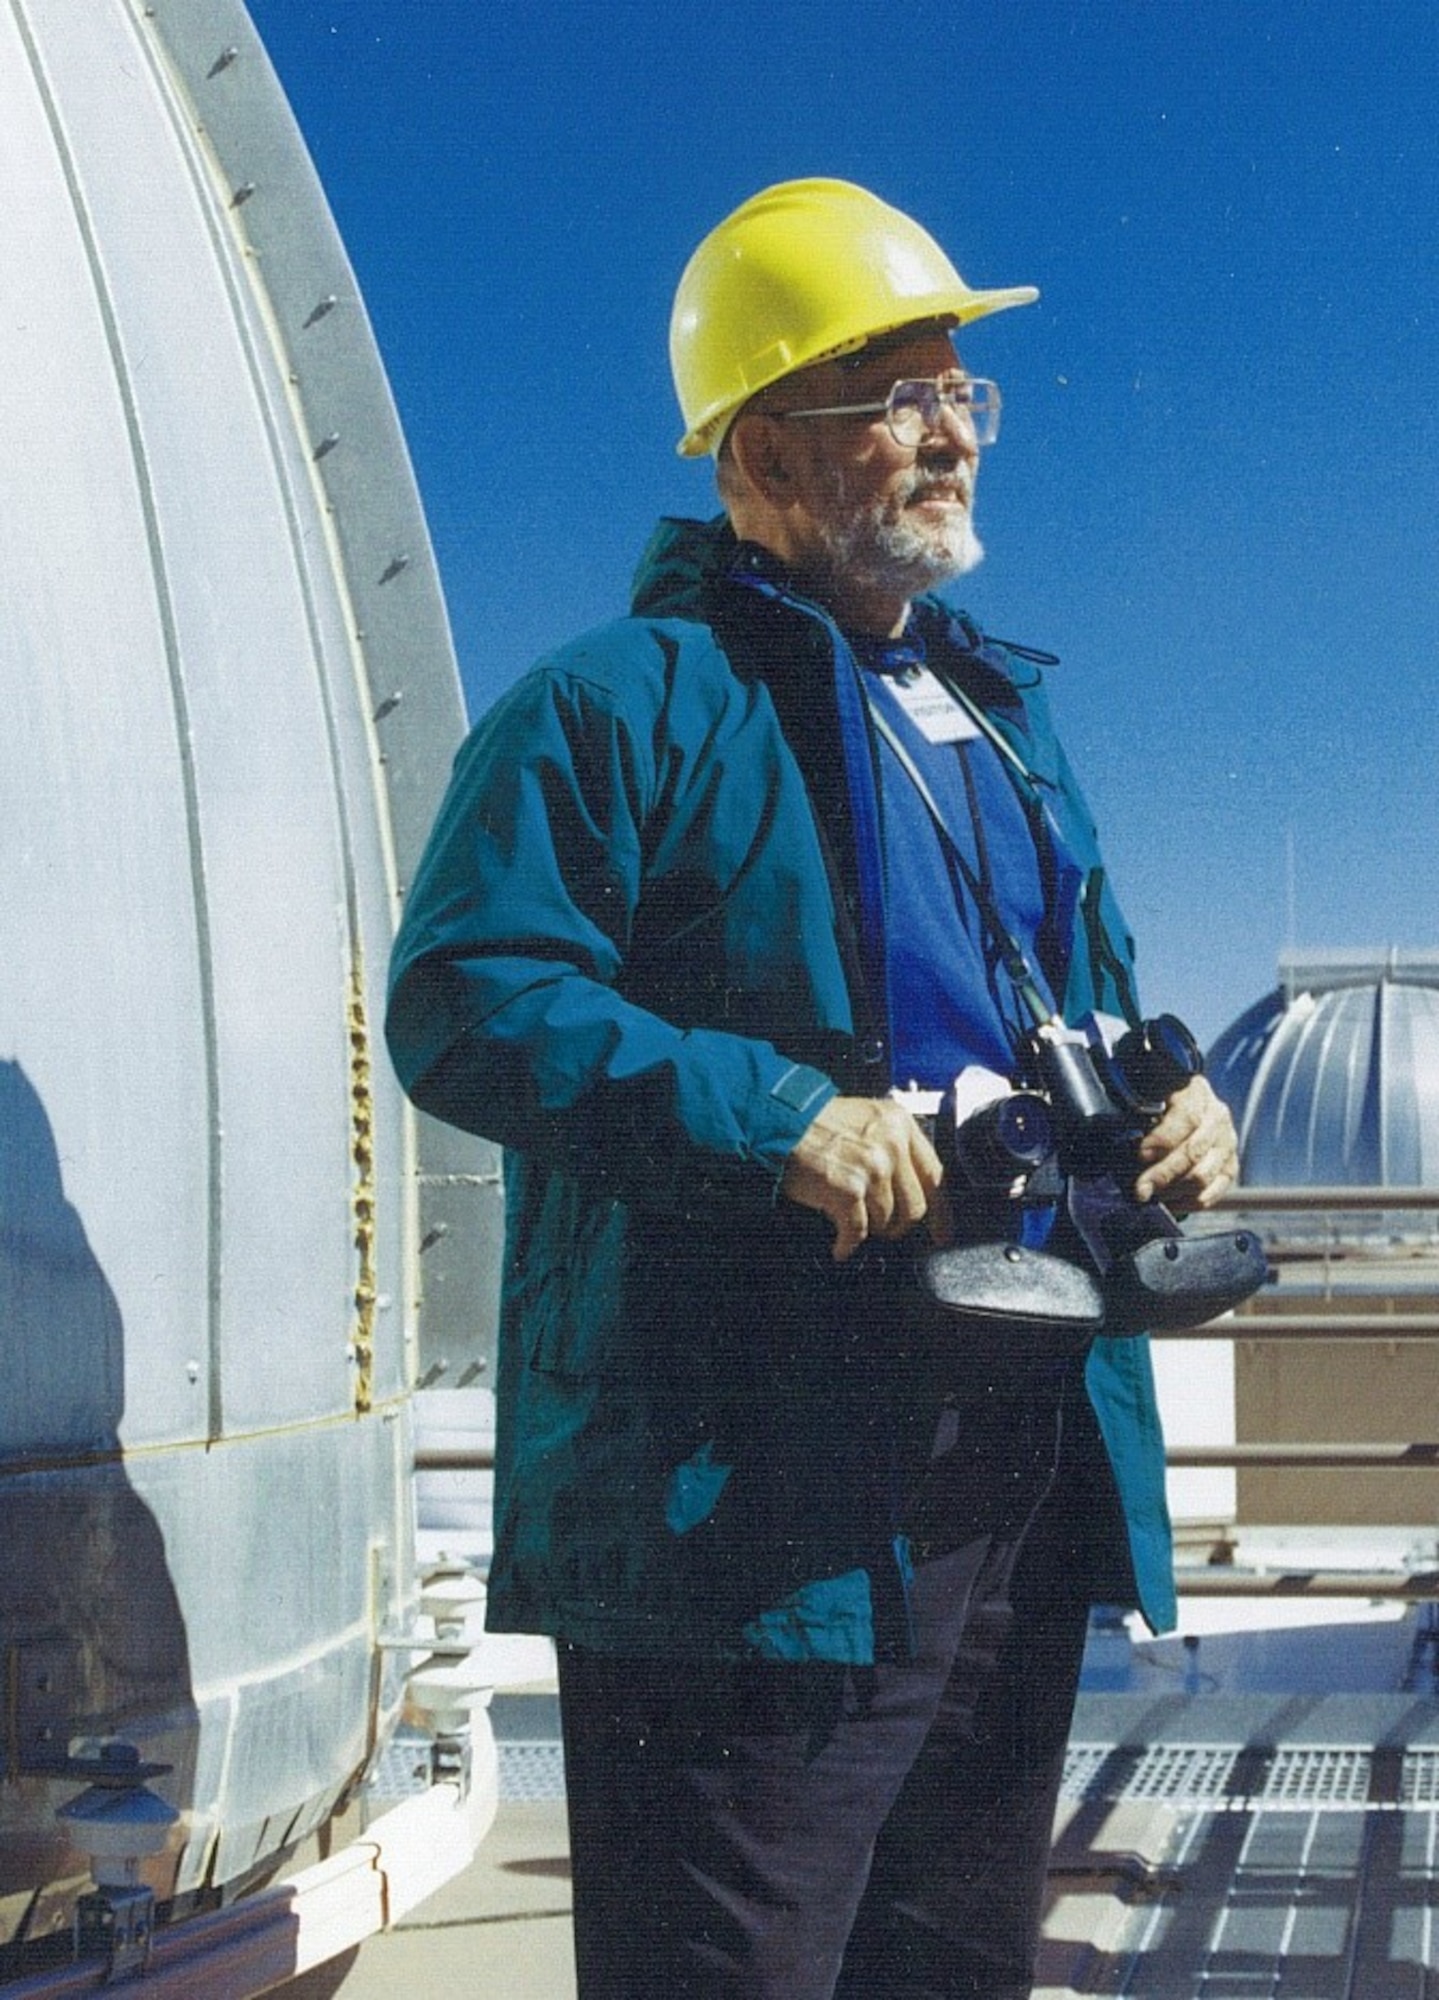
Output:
top-left (373, 691), bottom-right (403, 723)
top-left (304, 295), bottom-right (338, 328)
top-left (313, 432), bottom-right (340, 460)
top-left (208, 46), bottom-right (239, 76)
top-left (379, 555), bottom-right (411, 585)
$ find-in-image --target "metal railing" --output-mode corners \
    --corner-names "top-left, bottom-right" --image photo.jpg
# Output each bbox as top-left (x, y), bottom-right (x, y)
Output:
top-left (1216, 1187), bottom-right (1439, 1212)
top-left (1165, 1312), bottom-right (1439, 1340)
top-left (1168, 1183), bottom-right (1439, 1596)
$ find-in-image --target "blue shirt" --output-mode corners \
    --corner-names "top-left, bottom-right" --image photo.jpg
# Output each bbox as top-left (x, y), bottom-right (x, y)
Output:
top-left (850, 630), bottom-right (1078, 1093)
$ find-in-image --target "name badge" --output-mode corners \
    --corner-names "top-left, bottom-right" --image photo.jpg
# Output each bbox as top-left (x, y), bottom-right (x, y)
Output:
top-left (886, 666), bottom-right (981, 745)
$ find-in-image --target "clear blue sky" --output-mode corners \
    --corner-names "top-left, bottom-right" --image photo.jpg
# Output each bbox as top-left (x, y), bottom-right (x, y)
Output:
top-left (246, 0), bottom-right (1438, 1047)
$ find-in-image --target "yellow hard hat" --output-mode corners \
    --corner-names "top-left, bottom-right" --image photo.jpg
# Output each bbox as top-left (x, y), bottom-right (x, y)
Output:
top-left (670, 178), bottom-right (1039, 458)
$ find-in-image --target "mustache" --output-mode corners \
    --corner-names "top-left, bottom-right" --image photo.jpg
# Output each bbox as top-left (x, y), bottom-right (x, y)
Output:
top-left (824, 454), bottom-right (974, 513)
top-left (899, 460), bottom-right (973, 504)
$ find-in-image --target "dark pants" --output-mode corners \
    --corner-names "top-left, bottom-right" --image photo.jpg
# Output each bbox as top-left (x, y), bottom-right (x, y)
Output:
top-left (557, 1382), bottom-right (1100, 1999)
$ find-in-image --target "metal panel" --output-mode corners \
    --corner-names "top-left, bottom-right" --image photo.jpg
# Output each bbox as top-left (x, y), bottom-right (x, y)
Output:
top-left (138, 0), bottom-right (496, 1404)
top-left (0, 2), bottom-right (212, 1451)
top-left (24, 0), bottom-right (358, 1434)
top-left (0, 0), bottom-right (478, 1949)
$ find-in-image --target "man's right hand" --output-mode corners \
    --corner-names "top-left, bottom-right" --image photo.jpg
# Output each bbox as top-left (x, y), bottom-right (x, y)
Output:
top-left (780, 1097), bottom-right (945, 1262)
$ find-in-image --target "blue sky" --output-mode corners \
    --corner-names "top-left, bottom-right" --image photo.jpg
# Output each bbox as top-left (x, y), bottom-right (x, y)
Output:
top-left (246, 0), bottom-right (1438, 1045)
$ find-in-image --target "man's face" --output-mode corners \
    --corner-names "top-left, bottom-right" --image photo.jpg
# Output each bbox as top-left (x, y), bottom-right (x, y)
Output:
top-left (770, 328), bottom-right (985, 632)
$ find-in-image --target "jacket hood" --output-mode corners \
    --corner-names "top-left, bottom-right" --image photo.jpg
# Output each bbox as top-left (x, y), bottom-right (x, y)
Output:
top-left (630, 515), bottom-right (739, 620)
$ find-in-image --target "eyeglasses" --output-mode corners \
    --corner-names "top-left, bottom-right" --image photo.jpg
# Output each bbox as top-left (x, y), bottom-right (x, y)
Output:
top-left (777, 372), bottom-right (1002, 449)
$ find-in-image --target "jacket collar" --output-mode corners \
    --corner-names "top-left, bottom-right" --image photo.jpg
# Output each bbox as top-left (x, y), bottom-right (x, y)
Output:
top-left (630, 514), bottom-right (1030, 719)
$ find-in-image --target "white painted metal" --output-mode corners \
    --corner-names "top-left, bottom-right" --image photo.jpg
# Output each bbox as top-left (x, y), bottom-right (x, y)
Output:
top-left (0, 0), bottom-right (491, 1974)
top-left (0, 1735), bottom-right (497, 1997)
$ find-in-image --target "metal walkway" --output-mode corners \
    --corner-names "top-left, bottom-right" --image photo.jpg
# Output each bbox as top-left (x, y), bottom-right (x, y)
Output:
top-left (350, 1711), bottom-right (1439, 2000)
top-left (1041, 1686), bottom-right (1439, 1998)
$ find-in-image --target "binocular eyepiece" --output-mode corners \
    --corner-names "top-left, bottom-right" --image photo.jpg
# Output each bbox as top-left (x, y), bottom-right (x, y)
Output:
top-left (941, 1012), bottom-right (1204, 1189)
top-left (950, 1088), bottom-right (1055, 1186)
top-left (1109, 1013), bottom-right (1206, 1113)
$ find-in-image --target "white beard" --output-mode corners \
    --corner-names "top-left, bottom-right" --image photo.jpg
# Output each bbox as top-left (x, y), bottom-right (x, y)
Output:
top-left (816, 466), bottom-right (985, 602)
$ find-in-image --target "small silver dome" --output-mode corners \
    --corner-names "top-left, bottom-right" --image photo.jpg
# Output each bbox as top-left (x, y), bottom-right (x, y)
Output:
top-left (1208, 950), bottom-right (1439, 1187)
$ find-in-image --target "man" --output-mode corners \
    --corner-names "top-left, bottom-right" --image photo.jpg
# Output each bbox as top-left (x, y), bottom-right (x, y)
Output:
top-left (387, 178), bottom-right (1237, 1999)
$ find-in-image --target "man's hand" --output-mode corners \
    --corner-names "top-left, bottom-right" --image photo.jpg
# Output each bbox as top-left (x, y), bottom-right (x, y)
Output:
top-left (780, 1096), bottom-right (944, 1262)
top-left (1133, 1075), bottom-right (1238, 1213)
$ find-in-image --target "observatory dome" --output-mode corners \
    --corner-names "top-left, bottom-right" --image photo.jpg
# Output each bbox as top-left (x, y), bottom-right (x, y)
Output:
top-left (1207, 950), bottom-right (1439, 1188)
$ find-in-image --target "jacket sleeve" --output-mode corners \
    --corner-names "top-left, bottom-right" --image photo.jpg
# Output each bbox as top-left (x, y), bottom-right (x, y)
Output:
top-left (384, 660), bottom-right (837, 1202)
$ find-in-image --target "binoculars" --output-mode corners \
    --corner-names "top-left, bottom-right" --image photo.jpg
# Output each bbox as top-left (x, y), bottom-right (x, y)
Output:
top-left (901, 1014), bottom-right (1269, 1339)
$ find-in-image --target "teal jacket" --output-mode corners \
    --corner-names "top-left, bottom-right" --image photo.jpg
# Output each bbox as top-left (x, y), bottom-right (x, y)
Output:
top-left (386, 517), bottom-right (1176, 1658)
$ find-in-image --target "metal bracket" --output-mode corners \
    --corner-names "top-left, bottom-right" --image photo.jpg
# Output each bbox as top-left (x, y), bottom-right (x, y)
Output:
top-left (429, 1731), bottom-right (473, 1792)
top-left (4, 1637), bottom-right (76, 1775)
top-left (75, 1883), bottom-right (157, 1984)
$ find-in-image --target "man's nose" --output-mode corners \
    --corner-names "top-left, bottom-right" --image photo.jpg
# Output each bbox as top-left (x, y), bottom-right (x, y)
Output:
top-left (932, 399), bottom-right (980, 458)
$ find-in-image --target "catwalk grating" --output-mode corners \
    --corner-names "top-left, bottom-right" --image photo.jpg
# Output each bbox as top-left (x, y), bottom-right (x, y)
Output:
top-left (373, 1736), bottom-right (1436, 1812)
top-left (498, 1740), bottom-right (568, 1803)
top-left (1049, 1742), bottom-right (1439, 1995)
top-left (1062, 1742), bottom-right (1439, 1810)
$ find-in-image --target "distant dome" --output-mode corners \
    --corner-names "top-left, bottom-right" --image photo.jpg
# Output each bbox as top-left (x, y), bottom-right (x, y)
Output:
top-left (1208, 950), bottom-right (1439, 1187)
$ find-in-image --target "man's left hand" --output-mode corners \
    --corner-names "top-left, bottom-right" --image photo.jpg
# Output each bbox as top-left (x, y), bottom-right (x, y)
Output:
top-left (1132, 1075), bottom-right (1238, 1213)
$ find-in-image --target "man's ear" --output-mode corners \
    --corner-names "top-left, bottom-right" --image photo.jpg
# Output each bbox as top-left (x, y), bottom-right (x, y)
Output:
top-left (726, 412), bottom-right (798, 506)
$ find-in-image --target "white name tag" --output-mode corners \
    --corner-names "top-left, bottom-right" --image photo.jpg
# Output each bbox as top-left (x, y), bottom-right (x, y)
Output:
top-left (886, 666), bottom-right (981, 744)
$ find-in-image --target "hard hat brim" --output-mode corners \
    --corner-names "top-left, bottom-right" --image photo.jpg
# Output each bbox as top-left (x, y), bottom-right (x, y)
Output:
top-left (676, 282), bottom-right (1039, 459)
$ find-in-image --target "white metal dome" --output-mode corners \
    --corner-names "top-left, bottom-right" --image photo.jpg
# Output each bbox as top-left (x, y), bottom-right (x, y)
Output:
top-left (1208, 950), bottom-right (1439, 1188)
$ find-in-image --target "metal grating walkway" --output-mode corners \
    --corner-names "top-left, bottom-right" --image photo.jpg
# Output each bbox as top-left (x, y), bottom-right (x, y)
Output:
top-left (1046, 1740), bottom-right (1439, 1996)
top-left (387, 1736), bottom-right (1437, 1816)
top-left (498, 1739), bottom-right (567, 1803)
top-left (366, 1731), bottom-right (568, 1806)
top-left (1063, 1742), bottom-right (1402, 1810)
top-left (372, 1721), bottom-right (1439, 1991)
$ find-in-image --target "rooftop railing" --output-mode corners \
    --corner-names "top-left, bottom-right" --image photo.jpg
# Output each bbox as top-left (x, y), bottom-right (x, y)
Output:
top-left (1166, 1183), bottom-right (1439, 1596)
